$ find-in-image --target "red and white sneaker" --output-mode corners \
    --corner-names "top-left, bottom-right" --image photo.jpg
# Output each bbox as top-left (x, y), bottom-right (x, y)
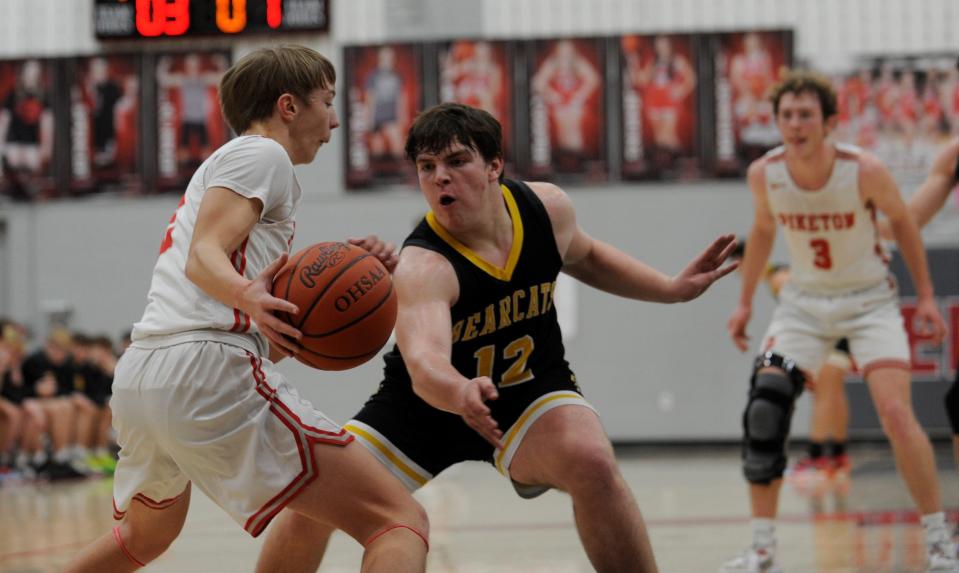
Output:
top-left (718, 546), bottom-right (783, 573)
top-left (786, 456), bottom-right (829, 494)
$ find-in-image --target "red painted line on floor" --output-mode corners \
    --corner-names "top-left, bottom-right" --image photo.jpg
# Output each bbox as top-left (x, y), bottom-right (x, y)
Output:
top-left (4, 506), bottom-right (957, 562)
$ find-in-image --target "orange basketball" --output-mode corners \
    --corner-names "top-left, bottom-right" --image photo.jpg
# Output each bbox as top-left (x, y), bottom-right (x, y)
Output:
top-left (272, 242), bottom-right (397, 371)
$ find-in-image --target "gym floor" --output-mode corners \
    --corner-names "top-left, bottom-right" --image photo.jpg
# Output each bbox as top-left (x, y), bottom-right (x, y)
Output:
top-left (2, 442), bottom-right (957, 572)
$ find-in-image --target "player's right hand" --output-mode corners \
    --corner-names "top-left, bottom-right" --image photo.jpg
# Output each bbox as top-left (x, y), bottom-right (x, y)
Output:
top-left (237, 253), bottom-right (303, 357)
top-left (727, 304), bottom-right (752, 352)
top-left (459, 376), bottom-right (503, 449)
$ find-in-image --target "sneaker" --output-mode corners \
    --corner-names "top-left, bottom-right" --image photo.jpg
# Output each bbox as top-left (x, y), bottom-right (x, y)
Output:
top-left (926, 534), bottom-right (959, 572)
top-left (827, 453), bottom-right (850, 476)
top-left (786, 456), bottom-right (829, 494)
top-left (719, 546), bottom-right (783, 573)
top-left (39, 460), bottom-right (87, 481)
top-left (92, 453), bottom-right (116, 476)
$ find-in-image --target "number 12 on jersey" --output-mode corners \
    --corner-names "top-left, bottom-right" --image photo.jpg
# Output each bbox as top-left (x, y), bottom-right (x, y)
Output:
top-left (473, 335), bottom-right (535, 387)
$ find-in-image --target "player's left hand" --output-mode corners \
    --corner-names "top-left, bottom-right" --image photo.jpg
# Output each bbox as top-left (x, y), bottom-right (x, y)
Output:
top-left (349, 235), bottom-right (399, 273)
top-left (915, 296), bottom-right (946, 346)
top-left (670, 234), bottom-right (739, 302)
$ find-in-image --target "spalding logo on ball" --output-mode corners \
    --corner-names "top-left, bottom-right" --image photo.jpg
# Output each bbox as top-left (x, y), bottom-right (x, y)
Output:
top-left (272, 242), bottom-right (397, 371)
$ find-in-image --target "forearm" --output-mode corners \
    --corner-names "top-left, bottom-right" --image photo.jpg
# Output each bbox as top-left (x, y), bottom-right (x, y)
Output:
top-left (891, 217), bottom-right (935, 299)
top-left (185, 241), bottom-right (251, 310)
top-left (408, 352), bottom-right (470, 414)
top-left (738, 226), bottom-right (775, 306)
top-left (565, 239), bottom-right (676, 302)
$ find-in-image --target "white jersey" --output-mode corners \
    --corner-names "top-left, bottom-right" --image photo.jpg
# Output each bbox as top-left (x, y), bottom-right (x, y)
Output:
top-left (132, 135), bottom-right (300, 353)
top-left (763, 143), bottom-right (888, 295)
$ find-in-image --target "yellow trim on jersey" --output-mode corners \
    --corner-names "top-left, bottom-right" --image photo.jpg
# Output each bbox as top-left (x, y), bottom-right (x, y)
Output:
top-left (343, 422), bottom-right (429, 486)
top-left (425, 184), bottom-right (524, 281)
top-left (493, 390), bottom-right (584, 473)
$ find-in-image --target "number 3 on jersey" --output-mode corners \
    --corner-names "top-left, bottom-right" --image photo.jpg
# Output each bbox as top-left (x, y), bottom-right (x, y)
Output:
top-left (473, 335), bottom-right (535, 387)
top-left (810, 238), bottom-right (832, 270)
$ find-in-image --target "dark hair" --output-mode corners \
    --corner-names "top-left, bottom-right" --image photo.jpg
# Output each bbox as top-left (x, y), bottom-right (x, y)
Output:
top-left (219, 45), bottom-right (336, 134)
top-left (405, 103), bottom-right (505, 182)
top-left (768, 69), bottom-right (838, 120)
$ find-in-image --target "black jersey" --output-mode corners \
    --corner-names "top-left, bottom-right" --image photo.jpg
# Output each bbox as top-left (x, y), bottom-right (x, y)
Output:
top-left (381, 179), bottom-right (573, 390)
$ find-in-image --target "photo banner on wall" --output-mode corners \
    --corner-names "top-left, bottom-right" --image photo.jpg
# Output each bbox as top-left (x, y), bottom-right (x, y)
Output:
top-left (712, 30), bottom-right (792, 175)
top-left (345, 44), bottom-right (422, 189)
top-left (0, 59), bottom-right (58, 201)
top-left (826, 55), bottom-right (959, 241)
top-left (69, 55), bottom-right (141, 195)
top-left (155, 52), bottom-right (231, 191)
top-left (620, 33), bottom-right (700, 180)
top-left (527, 38), bottom-right (607, 181)
top-left (830, 56), bottom-right (957, 183)
top-left (438, 40), bottom-right (514, 167)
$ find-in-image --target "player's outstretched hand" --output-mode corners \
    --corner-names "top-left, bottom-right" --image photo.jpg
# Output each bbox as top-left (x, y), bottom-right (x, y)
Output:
top-left (237, 252), bottom-right (303, 357)
top-left (349, 235), bottom-right (399, 273)
top-left (458, 376), bottom-right (503, 449)
top-left (915, 297), bottom-right (947, 346)
top-left (670, 234), bottom-right (739, 302)
top-left (727, 303), bottom-right (752, 353)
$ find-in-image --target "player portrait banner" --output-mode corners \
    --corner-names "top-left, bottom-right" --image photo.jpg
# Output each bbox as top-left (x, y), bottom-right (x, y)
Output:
top-left (155, 51), bottom-right (231, 191)
top-left (0, 58), bottom-right (58, 201)
top-left (438, 40), bottom-right (515, 168)
top-left (344, 44), bottom-right (422, 189)
top-left (712, 30), bottom-right (792, 176)
top-left (527, 38), bottom-right (607, 181)
top-left (619, 33), bottom-right (700, 180)
top-left (68, 55), bottom-right (141, 195)
top-left (829, 55), bottom-right (957, 184)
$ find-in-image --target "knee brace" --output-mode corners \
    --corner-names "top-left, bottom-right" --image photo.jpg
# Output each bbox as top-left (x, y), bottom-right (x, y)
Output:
top-left (742, 352), bottom-right (805, 484)
top-left (945, 378), bottom-right (959, 434)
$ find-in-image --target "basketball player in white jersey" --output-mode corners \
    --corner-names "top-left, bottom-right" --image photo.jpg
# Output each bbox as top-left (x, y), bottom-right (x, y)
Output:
top-left (63, 46), bottom-right (428, 573)
top-left (877, 137), bottom-right (959, 478)
top-left (723, 70), bottom-right (956, 573)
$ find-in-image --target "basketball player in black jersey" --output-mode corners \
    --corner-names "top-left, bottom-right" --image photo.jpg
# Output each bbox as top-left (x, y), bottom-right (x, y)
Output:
top-left (256, 103), bottom-right (737, 573)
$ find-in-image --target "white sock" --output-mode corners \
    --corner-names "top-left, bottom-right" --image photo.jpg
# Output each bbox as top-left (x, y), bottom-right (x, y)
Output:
top-left (751, 518), bottom-right (776, 549)
top-left (922, 512), bottom-right (950, 546)
top-left (32, 451), bottom-right (48, 466)
top-left (54, 448), bottom-right (71, 464)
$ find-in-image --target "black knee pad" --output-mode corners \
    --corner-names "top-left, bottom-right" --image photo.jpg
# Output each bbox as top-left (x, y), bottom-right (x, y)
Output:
top-left (742, 352), bottom-right (804, 484)
top-left (945, 378), bottom-right (959, 434)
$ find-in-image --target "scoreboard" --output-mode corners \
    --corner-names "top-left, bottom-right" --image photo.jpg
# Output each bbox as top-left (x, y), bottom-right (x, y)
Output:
top-left (94, 0), bottom-right (329, 39)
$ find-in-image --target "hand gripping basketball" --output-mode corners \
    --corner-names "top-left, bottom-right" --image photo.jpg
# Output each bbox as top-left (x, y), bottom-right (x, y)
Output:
top-left (272, 242), bottom-right (398, 371)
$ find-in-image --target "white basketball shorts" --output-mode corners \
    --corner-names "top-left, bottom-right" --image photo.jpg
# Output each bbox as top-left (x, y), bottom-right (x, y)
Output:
top-left (760, 278), bottom-right (910, 378)
top-left (111, 337), bottom-right (352, 537)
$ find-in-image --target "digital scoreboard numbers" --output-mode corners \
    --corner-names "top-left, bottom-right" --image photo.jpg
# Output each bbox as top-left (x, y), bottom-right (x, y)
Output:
top-left (95, 0), bottom-right (329, 39)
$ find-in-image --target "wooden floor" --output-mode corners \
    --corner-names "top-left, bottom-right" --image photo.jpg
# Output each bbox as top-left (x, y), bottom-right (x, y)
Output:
top-left (2, 443), bottom-right (958, 572)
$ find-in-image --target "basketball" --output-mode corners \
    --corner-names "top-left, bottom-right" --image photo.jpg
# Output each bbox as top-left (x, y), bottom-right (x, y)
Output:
top-left (272, 242), bottom-right (397, 371)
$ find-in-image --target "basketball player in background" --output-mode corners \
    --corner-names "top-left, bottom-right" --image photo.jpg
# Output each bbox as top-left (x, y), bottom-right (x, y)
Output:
top-left (878, 137), bottom-right (959, 479)
top-left (730, 241), bottom-right (852, 494)
top-left (724, 70), bottom-right (955, 573)
top-left (257, 102), bottom-right (738, 573)
top-left (531, 39), bottom-right (601, 159)
top-left (64, 45), bottom-right (428, 573)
